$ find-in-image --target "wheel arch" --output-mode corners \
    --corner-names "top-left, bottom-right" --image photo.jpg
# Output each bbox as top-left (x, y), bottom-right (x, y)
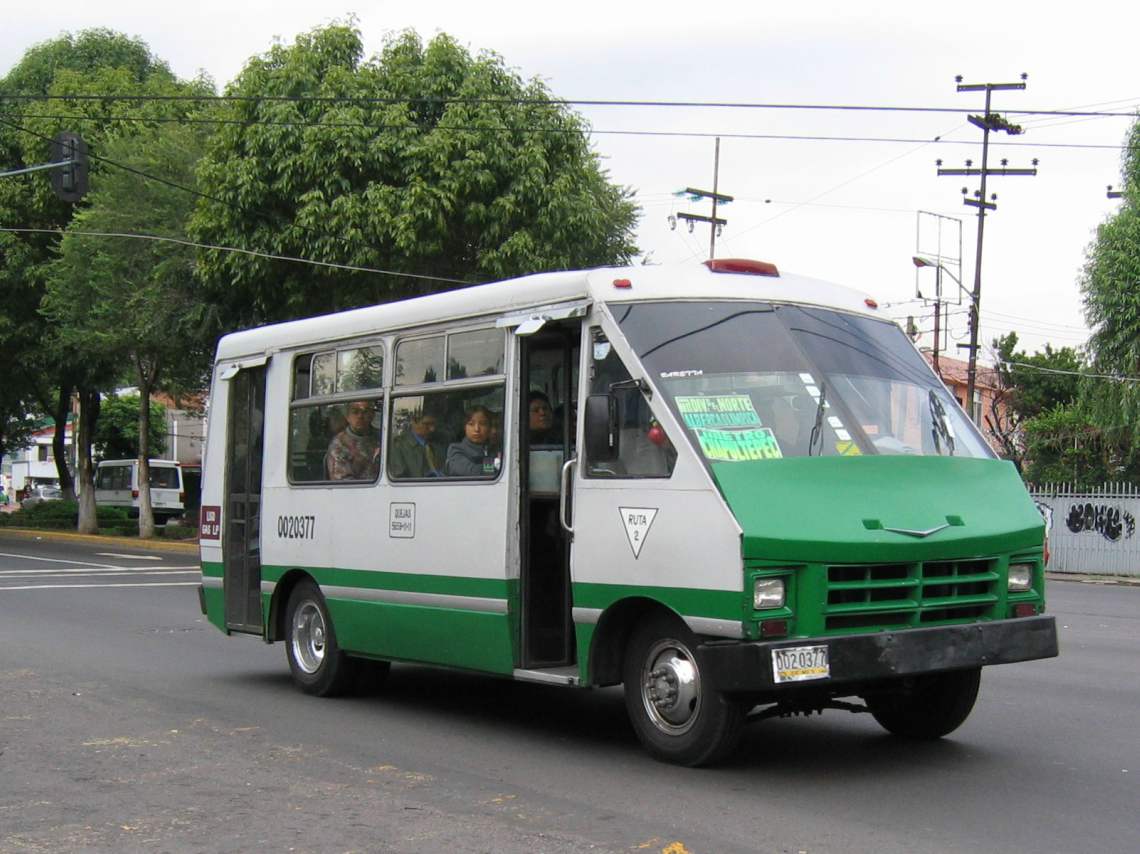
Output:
top-left (587, 596), bottom-right (686, 686)
top-left (267, 568), bottom-right (317, 641)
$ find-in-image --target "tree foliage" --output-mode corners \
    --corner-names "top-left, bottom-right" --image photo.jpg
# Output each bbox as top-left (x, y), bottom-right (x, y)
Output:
top-left (1021, 404), bottom-right (1140, 488)
top-left (44, 119), bottom-right (215, 536)
top-left (984, 332), bottom-right (1083, 471)
top-left (1080, 116), bottom-right (1140, 440)
top-left (0, 30), bottom-right (203, 504)
top-left (92, 395), bottom-right (167, 460)
top-left (190, 25), bottom-right (640, 326)
top-left (1, 29), bottom-right (213, 533)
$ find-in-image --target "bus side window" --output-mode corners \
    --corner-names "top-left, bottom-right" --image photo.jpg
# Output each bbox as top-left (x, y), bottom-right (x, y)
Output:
top-left (586, 336), bottom-right (676, 479)
top-left (389, 386), bottom-right (504, 481)
top-left (288, 346), bottom-right (385, 484)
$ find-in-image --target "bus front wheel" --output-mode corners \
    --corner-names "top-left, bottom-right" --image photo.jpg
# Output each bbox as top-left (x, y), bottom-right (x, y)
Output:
top-left (285, 580), bottom-right (357, 697)
top-left (865, 668), bottom-right (981, 739)
top-left (622, 614), bottom-right (744, 766)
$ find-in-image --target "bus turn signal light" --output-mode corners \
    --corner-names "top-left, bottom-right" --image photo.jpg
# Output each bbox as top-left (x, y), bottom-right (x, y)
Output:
top-left (760, 619), bottom-right (789, 638)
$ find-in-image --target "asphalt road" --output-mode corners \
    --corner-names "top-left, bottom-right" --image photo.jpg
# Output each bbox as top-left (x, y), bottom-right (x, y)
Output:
top-left (1, 531), bottom-right (1137, 853)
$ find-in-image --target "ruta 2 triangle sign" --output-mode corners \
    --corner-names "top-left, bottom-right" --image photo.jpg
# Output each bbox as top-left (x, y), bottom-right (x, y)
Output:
top-left (619, 507), bottom-right (658, 559)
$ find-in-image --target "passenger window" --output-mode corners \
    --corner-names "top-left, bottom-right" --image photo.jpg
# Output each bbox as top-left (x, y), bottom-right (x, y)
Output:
top-left (288, 348), bottom-right (385, 484)
top-left (586, 333), bottom-right (676, 478)
top-left (396, 336), bottom-right (444, 386)
top-left (337, 347), bottom-right (383, 392)
top-left (390, 386), bottom-right (504, 481)
top-left (448, 328), bottom-right (504, 380)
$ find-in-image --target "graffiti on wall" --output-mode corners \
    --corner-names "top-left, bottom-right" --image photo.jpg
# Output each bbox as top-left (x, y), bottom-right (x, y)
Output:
top-left (1065, 502), bottom-right (1136, 542)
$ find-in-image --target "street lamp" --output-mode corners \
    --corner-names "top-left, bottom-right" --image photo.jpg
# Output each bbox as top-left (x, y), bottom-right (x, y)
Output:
top-left (912, 255), bottom-right (966, 377)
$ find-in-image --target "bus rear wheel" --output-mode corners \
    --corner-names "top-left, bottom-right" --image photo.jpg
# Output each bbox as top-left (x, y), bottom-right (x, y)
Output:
top-left (285, 580), bottom-right (357, 697)
top-left (866, 668), bottom-right (981, 739)
top-left (622, 614), bottom-right (744, 766)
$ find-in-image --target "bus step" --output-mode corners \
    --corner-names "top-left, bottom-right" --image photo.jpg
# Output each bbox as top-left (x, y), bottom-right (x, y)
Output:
top-left (512, 666), bottom-right (580, 686)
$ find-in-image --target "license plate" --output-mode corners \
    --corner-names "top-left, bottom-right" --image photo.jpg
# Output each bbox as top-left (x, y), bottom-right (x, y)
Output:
top-left (772, 644), bottom-right (830, 684)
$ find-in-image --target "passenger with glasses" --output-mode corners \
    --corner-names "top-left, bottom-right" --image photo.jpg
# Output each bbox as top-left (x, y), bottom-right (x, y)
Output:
top-left (326, 400), bottom-right (381, 480)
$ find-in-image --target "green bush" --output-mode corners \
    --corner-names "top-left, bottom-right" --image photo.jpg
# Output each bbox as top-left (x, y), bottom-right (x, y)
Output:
top-left (0, 500), bottom-right (135, 530)
top-left (162, 524), bottom-right (198, 540)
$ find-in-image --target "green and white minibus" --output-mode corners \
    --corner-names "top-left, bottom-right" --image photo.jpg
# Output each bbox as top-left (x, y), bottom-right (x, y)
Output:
top-left (198, 258), bottom-right (1058, 765)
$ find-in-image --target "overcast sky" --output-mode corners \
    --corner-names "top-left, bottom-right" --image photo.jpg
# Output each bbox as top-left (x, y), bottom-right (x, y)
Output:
top-left (3, 1), bottom-right (1136, 358)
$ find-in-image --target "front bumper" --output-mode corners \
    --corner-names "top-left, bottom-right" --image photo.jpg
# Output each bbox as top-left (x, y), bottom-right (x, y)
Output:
top-left (700, 615), bottom-right (1058, 694)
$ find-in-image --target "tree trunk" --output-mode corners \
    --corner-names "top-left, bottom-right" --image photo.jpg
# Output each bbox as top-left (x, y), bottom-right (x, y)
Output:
top-left (137, 368), bottom-right (157, 539)
top-left (51, 383), bottom-right (76, 500)
top-left (75, 388), bottom-right (101, 535)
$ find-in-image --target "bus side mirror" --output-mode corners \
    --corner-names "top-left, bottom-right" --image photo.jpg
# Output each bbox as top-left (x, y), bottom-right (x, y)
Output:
top-left (584, 394), bottom-right (619, 462)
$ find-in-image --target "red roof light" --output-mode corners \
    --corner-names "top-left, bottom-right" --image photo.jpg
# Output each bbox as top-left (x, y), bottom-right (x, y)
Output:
top-left (612, 278), bottom-right (632, 289)
top-left (704, 258), bottom-right (780, 277)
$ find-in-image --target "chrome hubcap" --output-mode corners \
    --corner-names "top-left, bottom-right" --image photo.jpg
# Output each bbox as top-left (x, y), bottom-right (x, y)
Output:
top-left (640, 638), bottom-right (701, 735)
top-left (291, 601), bottom-right (326, 674)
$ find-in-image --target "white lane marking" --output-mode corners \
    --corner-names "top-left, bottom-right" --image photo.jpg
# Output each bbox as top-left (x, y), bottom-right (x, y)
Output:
top-left (1, 582), bottom-right (202, 591)
top-left (0, 566), bottom-right (199, 576)
top-left (0, 570), bottom-right (199, 579)
top-left (0, 551), bottom-right (120, 569)
top-left (94, 553), bottom-right (164, 561)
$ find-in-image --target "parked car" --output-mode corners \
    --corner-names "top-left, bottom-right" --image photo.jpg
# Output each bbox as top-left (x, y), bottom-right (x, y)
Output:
top-left (94, 459), bottom-right (186, 521)
top-left (21, 485), bottom-right (63, 508)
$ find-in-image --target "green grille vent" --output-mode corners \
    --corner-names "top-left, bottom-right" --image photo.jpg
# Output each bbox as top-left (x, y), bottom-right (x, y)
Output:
top-left (824, 559), bottom-right (998, 632)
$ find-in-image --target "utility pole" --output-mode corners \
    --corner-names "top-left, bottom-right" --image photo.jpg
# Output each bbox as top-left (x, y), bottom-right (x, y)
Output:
top-left (669, 137), bottom-right (732, 259)
top-left (936, 75), bottom-right (1037, 422)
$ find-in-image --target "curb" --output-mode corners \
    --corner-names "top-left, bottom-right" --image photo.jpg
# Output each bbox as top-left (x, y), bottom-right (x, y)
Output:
top-left (1046, 571), bottom-right (1140, 587)
top-left (0, 527), bottom-right (198, 554)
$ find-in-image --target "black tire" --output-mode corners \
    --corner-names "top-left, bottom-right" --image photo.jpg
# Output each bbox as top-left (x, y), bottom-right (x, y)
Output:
top-left (866, 668), bottom-right (981, 739)
top-left (622, 613), bottom-right (744, 766)
top-left (284, 580), bottom-right (358, 697)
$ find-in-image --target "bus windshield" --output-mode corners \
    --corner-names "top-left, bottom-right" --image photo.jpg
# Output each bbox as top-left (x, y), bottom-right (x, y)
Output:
top-left (611, 300), bottom-right (993, 462)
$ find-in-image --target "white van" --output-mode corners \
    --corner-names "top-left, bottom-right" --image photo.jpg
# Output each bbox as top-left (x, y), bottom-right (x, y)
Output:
top-left (94, 459), bottom-right (186, 521)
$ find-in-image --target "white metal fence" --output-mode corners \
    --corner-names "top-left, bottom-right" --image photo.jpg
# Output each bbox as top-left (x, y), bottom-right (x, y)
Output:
top-left (1029, 482), bottom-right (1140, 577)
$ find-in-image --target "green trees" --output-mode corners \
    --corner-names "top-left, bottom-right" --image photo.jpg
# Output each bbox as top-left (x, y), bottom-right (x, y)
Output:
top-left (1081, 119), bottom-right (1140, 438)
top-left (0, 30), bottom-right (190, 516)
top-left (3, 22), bottom-right (641, 535)
top-left (2, 30), bottom-right (213, 535)
top-left (190, 26), bottom-right (639, 326)
top-left (92, 396), bottom-right (168, 460)
top-left (45, 121), bottom-right (216, 537)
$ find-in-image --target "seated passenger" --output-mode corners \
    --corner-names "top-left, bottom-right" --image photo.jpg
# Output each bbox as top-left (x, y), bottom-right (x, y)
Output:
top-left (446, 405), bottom-right (499, 477)
top-left (389, 411), bottom-right (445, 478)
top-left (326, 400), bottom-right (380, 480)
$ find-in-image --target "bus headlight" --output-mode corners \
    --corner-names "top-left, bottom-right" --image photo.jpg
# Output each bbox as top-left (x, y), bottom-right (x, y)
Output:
top-left (753, 577), bottom-right (786, 610)
top-left (1008, 563), bottom-right (1034, 592)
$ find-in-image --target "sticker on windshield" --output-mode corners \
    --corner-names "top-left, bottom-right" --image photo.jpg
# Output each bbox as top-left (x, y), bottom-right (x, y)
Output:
top-left (695, 427), bottom-right (783, 461)
top-left (676, 395), bottom-right (762, 429)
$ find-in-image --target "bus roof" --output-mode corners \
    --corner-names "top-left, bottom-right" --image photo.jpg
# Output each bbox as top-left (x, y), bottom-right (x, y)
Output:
top-left (213, 260), bottom-right (883, 362)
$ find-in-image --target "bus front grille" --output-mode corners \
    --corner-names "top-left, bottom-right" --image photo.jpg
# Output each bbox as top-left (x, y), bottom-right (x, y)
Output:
top-left (823, 559), bottom-right (998, 632)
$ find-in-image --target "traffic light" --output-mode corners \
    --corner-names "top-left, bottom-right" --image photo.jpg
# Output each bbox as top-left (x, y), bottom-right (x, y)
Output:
top-left (50, 132), bottom-right (88, 202)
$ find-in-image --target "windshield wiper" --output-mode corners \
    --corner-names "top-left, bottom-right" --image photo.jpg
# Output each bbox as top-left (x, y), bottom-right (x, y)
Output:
top-left (808, 383), bottom-right (827, 456)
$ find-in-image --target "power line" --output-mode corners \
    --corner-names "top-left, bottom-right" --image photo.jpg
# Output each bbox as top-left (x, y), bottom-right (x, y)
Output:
top-left (3, 92), bottom-right (1139, 117)
top-left (6, 110), bottom-right (1136, 151)
top-left (0, 227), bottom-right (471, 284)
top-left (0, 116), bottom-right (470, 285)
top-left (999, 360), bottom-right (1140, 383)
